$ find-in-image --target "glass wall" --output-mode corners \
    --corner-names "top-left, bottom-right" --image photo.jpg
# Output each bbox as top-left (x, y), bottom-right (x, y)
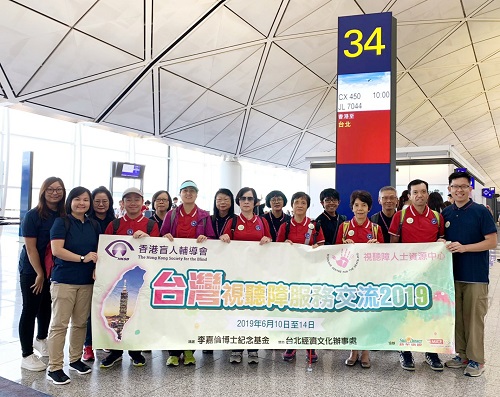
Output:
top-left (0, 108), bottom-right (307, 217)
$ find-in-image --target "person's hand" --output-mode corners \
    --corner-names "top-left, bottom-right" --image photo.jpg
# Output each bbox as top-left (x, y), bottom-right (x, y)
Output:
top-left (343, 239), bottom-right (355, 244)
top-left (163, 233), bottom-right (174, 241)
top-left (31, 273), bottom-right (44, 295)
top-left (84, 252), bottom-right (98, 263)
top-left (220, 234), bottom-right (230, 243)
top-left (367, 239), bottom-right (378, 243)
top-left (93, 269), bottom-right (96, 281)
top-left (133, 231), bottom-right (149, 239)
top-left (196, 235), bottom-right (207, 243)
top-left (437, 238), bottom-right (446, 243)
top-left (312, 243), bottom-right (319, 249)
top-left (259, 236), bottom-right (271, 245)
top-left (285, 239), bottom-right (293, 245)
top-left (446, 241), bottom-right (466, 253)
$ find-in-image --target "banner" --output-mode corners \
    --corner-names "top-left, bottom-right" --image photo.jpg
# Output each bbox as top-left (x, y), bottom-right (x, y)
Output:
top-left (92, 236), bottom-right (455, 353)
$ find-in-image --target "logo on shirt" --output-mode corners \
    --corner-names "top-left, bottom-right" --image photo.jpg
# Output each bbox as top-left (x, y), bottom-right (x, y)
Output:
top-left (348, 230), bottom-right (354, 237)
top-left (105, 240), bottom-right (134, 260)
top-left (305, 232), bottom-right (311, 238)
top-left (191, 221), bottom-right (198, 227)
top-left (255, 225), bottom-right (261, 231)
top-left (445, 221), bottom-right (450, 228)
top-left (367, 233), bottom-right (373, 239)
top-left (406, 218), bottom-right (414, 224)
top-left (126, 228), bottom-right (133, 235)
top-left (431, 218), bottom-right (437, 225)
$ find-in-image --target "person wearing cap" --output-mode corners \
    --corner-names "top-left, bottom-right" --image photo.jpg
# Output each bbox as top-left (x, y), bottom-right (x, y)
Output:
top-left (276, 191), bottom-right (324, 364)
top-left (262, 190), bottom-right (291, 242)
top-left (316, 188), bottom-right (347, 245)
top-left (100, 187), bottom-right (160, 369)
top-left (160, 180), bottom-right (215, 367)
top-left (220, 187), bottom-right (272, 365)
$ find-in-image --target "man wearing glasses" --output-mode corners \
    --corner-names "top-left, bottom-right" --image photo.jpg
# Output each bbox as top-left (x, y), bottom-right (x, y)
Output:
top-left (316, 188), bottom-right (347, 245)
top-left (442, 172), bottom-right (497, 377)
top-left (262, 190), bottom-right (291, 242)
top-left (370, 186), bottom-right (398, 243)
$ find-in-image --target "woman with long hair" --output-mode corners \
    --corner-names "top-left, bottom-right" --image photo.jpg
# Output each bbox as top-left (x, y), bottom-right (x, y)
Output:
top-left (428, 192), bottom-right (445, 213)
top-left (18, 177), bottom-right (66, 372)
top-left (211, 188), bottom-right (235, 239)
top-left (150, 190), bottom-right (172, 229)
top-left (220, 187), bottom-right (272, 365)
top-left (397, 189), bottom-right (411, 211)
top-left (46, 186), bottom-right (100, 385)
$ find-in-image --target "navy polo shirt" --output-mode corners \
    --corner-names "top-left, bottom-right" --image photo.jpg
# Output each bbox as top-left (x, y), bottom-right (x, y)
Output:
top-left (442, 200), bottom-right (497, 283)
top-left (19, 208), bottom-right (59, 276)
top-left (50, 215), bottom-right (100, 285)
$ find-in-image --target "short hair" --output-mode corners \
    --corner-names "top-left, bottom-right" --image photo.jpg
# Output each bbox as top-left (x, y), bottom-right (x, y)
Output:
top-left (408, 179), bottom-right (429, 192)
top-left (151, 190), bottom-right (172, 212)
top-left (320, 188), bottom-right (340, 202)
top-left (350, 190), bottom-right (373, 210)
top-left (65, 186), bottom-right (92, 216)
top-left (235, 187), bottom-right (258, 206)
top-left (265, 190), bottom-right (287, 207)
top-left (36, 176), bottom-right (66, 220)
top-left (448, 171), bottom-right (471, 185)
top-left (379, 186), bottom-right (397, 196)
top-left (290, 191), bottom-right (311, 208)
top-left (428, 192), bottom-right (444, 212)
top-left (213, 188), bottom-right (235, 217)
top-left (91, 186), bottom-right (115, 220)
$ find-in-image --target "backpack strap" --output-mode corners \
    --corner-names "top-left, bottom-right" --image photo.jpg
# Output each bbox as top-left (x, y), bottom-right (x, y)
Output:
top-left (341, 221), bottom-right (350, 243)
top-left (170, 208), bottom-right (177, 230)
top-left (112, 218), bottom-right (120, 235)
top-left (312, 220), bottom-right (321, 245)
top-left (371, 223), bottom-right (380, 241)
top-left (371, 212), bottom-right (380, 225)
top-left (430, 210), bottom-right (441, 240)
top-left (230, 215), bottom-right (238, 239)
top-left (284, 220), bottom-right (291, 241)
top-left (146, 219), bottom-right (155, 235)
top-left (396, 208), bottom-right (407, 243)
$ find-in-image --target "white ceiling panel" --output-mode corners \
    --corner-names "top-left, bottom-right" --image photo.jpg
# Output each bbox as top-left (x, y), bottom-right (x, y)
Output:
top-left (1, 0), bottom-right (500, 188)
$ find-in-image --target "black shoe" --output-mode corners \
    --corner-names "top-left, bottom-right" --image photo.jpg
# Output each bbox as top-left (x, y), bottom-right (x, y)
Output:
top-left (69, 359), bottom-right (92, 375)
top-left (47, 369), bottom-right (71, 385)
top-left (202, 350), bottom-right (214, 354)
top-left (425, 353), bottom-right (443, 371)
top-left (130, 352), bottom-right (146, 367)
top-left (100, 351), bottom-right (123, 368)
top-left (399, 351), bottom-right (415, 371)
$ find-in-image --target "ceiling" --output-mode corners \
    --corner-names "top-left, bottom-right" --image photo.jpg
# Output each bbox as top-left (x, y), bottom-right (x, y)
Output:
top-left (1, 0), bottom-right (500, 187)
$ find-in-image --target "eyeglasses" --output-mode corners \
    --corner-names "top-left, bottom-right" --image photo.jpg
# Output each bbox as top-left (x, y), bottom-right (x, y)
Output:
top-left (155, 198), bottom-right (169, 203)
top-left (93, 200), bottom-right (109, 205)
top-left (239, 196), bottom-right (255, 202)
top-left (270, 198), bottom-right (283, 204)
top-left (450, 185), bottom-right (470, 190)
top-left (323, 198), bottom-right (339, 204)
top-left (216, 198), bottom-right (231, 203)
top-left (381, 196), bottom-right (397, 201)
top-left (46, 187), bottom-right (64, 194)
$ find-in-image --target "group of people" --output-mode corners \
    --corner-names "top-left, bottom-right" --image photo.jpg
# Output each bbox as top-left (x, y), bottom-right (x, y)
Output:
top-left (18, 171), bottom-right (496, 385)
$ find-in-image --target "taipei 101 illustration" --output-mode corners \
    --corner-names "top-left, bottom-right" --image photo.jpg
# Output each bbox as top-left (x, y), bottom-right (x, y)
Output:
top-left (103, 266), bottom-right (146, 341)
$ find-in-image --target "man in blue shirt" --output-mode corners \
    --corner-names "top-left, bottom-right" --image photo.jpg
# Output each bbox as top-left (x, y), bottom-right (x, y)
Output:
top-left (442, 172), bottom-right (497, 377)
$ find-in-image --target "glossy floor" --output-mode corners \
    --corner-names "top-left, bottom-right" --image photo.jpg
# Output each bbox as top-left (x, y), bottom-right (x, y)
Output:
top-left (1, 225), bottom-right (499, 397)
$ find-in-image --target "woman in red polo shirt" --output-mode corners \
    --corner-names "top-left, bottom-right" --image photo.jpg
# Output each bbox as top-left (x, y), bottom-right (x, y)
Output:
top-left (220, 187), bottom-right (271, 364)
top-left (276, 191), bottom-right (324, 364)
top-left (336, 190), bottom-right (383, 369)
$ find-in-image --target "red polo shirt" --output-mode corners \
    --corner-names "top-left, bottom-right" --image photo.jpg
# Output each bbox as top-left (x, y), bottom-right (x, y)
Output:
top-left (388, 205), bottom-right (444, 243)
top-left (104, 214), bottom-right (160, 237)
top-left (276, 217), bottom-right (325, 245)
top-left (176, 206), bottom-right (198, 239)
top-left (335, 218), bottom-right (384, 244)
top-left (222, 214), bottom-right (271, 241)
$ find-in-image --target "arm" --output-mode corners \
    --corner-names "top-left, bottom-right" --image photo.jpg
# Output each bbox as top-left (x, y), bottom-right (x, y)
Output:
top-left (390, 235), bottom-right (399, 243)
top-left (24, 237), bottom-right (45, 294)
top-left (259, 219), bottom-right (272, 245)
top-left (446, 233), bottom-right (497, 253)
top-left (51, 239), bottom-right (97, 263)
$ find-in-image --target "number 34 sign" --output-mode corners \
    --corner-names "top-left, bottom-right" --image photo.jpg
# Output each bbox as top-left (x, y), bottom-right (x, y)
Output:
top-left (338, 13), bottom-right (396, 75)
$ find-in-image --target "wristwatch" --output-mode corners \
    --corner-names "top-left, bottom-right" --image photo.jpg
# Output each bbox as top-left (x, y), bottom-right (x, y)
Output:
top-left (80, 255), bottom-right (85, 262)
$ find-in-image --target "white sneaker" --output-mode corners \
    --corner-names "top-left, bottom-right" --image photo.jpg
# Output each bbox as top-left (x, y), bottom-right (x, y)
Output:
top-left (21, 354), bottom-right (47, 371)
top-left (33, 338), bottom-right (49, 357)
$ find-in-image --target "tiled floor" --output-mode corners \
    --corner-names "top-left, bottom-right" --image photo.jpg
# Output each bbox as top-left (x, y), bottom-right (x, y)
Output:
top-left (1, 224), bottom-right (499, 397)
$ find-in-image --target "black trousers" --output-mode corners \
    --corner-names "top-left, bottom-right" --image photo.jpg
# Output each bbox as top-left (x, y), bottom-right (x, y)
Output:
top-left (19, 273), bottom-right (51, 357)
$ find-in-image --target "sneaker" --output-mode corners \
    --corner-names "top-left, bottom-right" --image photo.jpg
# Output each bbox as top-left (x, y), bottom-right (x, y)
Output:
top-left (464, 360), bottom-right (485, 377)
top-left (69, 360), bottom-right (92, 375)
top-left (445, 355), bottom-right (468, 369)
top-left (399, 351), bottom-right (415, 371)
top-left (100, 351), bottom-right (123, 368)
top-left (183, 350), bottom-right (196, 366)
top-left (166, 356), bottom-right (179, 367)
top-left (130, 353), bottom-right (146, 367)
top-left (229, 351), bottom-right (242, 364)
top-left (33, 338), bottom-right (49, 357)
top-left (306, 349), bottom-right (318, 363)
top-left (283, 349), bottom-right (296, 362)
top-left (21, 354), bottom-right (47, 371)
top-left (247, 351), bottom-right (259, 364)
top-left (82, 346), bottom-right (95, 361)
top-left (47, 369), bottom-right (71, 385)
top-left (425, 352), bottom-right (443, 371)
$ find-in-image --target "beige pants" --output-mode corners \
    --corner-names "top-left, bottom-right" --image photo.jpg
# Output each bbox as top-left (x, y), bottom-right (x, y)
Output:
top-left (47, 283), bottom-right (93, 371)
top-left (454, 281), bottom-right (488, 364)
